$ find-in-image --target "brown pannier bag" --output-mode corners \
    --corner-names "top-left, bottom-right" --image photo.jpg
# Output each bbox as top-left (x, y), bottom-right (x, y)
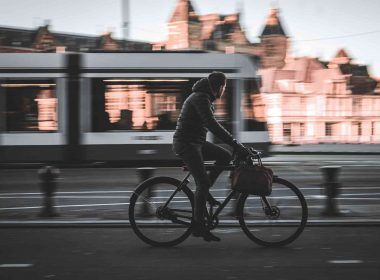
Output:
top-left (231, 165), bottom-right (274, 196)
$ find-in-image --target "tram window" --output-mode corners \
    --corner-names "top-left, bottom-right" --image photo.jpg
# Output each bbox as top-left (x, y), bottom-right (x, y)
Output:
top-left (213, 80), bottom-right (233, 143)
top-left (242, 79), bottom-right (268, 131)
top-left (91, 78), bottom-right (195, 131)
top-left (1, 80), bottom-right (57, 132)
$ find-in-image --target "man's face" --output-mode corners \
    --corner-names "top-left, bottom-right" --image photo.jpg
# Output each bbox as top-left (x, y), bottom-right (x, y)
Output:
top-left (216, 82), bottom-right (226, 99)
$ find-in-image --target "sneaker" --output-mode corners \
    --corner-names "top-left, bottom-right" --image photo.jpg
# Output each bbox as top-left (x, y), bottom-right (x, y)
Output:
top-left (201, 231), bottom-right (221, 242)
top-left (192, 223), bottom-right (221, 242)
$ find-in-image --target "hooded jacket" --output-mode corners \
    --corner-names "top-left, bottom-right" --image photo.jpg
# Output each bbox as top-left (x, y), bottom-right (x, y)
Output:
top-left (173, 78), bottom-right (235, 145)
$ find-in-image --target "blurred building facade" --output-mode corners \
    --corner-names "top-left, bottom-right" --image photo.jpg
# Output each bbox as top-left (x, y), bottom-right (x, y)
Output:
top-left (254, 50), bottom-right (380, 144)
top-left (1, 0), bottom-right (379, 144)
top-left (154, 0), bottom-right (287, 69)
top-left (157, 0), bottom-right (380, 144)
top-left (0, 24), bottom-right (152, 52)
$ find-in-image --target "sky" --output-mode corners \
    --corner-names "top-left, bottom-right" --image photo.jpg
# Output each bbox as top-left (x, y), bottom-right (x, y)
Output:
top-left (1, 0), bottom-right (380, 76)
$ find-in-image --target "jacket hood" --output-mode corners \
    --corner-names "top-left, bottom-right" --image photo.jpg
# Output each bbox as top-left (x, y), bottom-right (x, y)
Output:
top-left (192, 78), bottom-right (216, 101)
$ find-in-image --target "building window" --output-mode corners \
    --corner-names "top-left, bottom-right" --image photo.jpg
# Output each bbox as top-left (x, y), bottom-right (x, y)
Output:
top-left (325, 122), bottom-right (334, 136)
top-left (300, 123), bottom-right (305, 137)
top-left (352, 122), bottom-right (362, 137)
top-left (372, 122), bottom-right (376, 136)
top-left (327, 97), bottom-right (339, 114)
top-left (353, 98), bottom-right (361, 114)
top-left (283, 123), bottom-right (291, 141)
top-left (268, 124), bottom-right (274, 139)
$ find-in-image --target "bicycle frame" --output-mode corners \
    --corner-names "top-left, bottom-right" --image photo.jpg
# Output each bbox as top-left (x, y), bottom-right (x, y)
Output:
top-left (205, 189), bottom-right (239, 221)
top-left (161, 169), bottom-right (240, 227)
top-left (162, 148), bottom-right (271, 227)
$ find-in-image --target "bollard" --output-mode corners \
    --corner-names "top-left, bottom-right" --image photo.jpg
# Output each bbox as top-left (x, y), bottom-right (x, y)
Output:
top-left (38, 165), bottom-right (60, 217)
top-left (137, 167), bottom-right (156, 216)
top-left (320, 165), bottom-right (342, 216)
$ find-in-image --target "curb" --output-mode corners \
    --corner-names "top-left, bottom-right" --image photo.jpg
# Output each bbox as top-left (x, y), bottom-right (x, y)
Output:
top-left (1, 219), bottom-right (380, 228)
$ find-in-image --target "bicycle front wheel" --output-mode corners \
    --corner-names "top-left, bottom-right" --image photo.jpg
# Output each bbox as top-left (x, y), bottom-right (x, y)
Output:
top-left (129, 176), bottom-right (194, 247)
top-left (238, 177), bottom-right (308, 247)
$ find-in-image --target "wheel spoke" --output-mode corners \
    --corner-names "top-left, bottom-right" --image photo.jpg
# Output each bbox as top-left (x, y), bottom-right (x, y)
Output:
top-left (239, 177), bottom-right (308, 247)
top-left (174, 213), bottom-right (192, 220)
top-left (171, 219), bottom-right (192, 226)
top-left (170, 208), bottom-right (192, 213)
top-left (129, 177), bottom-right (193, 247)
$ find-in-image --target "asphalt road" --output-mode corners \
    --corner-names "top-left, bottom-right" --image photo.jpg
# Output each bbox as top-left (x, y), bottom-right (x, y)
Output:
top-left (0, 227), bottom-right (379, 280)
top-left (1, 154), bottom-right (380, 221)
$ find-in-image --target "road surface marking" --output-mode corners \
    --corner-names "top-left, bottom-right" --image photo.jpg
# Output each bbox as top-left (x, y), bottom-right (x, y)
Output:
top-left (0, 190), bottom-right (135, 196)
top-left (281, 165), bottom-right (315, 176)
top-left (1, 191), bottom-right (380, 200)
top-left (336, 198), bottom-right (380, 200)
top-left (0, 202), bottom-right (130, 211)
top-left (0, 264), bottom-right (33, 268)
top-left (214, 228), bottom-right (241, 234)
top-left (305, 195), bottom-right (380, 201)
top-left (1, 202), bottom-right (379, 211)
top-left (328, 260), bottom-right (363, 264)
top-left (0, 196), bottom-right (131, 199)
top-left (340, 193), bottom-right (380, 196)
top-left (2, 186), bottom-right (380, 197)
top-left (0, 206), bottom-right (42, 210)
top-left (1, 219), bottom-right (380, 226)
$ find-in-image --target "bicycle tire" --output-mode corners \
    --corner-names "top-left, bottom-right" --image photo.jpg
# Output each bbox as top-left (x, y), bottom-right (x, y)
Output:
top-left (237, 176), bottom-right (308, 247)
top-left (129, 176), bottom-right (194, 247)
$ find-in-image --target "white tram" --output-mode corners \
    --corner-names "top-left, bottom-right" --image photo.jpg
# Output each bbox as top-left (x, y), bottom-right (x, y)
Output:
top-left (0, 52), bottom-right (269, 164)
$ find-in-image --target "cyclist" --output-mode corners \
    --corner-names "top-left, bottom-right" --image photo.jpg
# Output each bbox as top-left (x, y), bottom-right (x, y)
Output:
top-left (172, 71), bottom-right (250, 242)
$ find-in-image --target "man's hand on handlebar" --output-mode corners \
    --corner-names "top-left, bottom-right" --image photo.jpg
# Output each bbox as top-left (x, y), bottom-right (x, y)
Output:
top-left (232, 140), bottom-right (251, 158)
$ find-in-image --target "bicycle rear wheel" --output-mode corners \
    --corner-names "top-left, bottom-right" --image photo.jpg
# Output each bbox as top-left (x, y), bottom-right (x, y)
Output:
top-left (129, 176), bottom-right (194, 247)
top-left (238, 177), bottom-right (308, 247)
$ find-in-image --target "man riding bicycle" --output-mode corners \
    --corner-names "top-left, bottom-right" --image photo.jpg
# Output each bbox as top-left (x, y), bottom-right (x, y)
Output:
top-left (172, 72), bottom-right (250, 242)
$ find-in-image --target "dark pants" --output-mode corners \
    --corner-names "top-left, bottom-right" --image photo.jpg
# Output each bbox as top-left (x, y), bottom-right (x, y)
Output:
top-left (173, 141), bottom-right (232, 223)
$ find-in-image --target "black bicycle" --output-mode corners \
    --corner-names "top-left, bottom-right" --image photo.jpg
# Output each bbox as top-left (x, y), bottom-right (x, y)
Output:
top-left (129, 149), bottom-right (308, 247)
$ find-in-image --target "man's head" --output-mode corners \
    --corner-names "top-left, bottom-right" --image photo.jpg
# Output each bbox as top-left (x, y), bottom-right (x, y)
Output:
top-left (208, 71), bottom-right (227, 99)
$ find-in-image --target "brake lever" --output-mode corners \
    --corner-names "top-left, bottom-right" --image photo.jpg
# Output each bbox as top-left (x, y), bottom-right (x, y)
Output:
top-left (248, 148), bottom-right (263, 165)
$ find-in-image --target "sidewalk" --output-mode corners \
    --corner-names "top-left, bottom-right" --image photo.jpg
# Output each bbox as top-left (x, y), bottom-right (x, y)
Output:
top-left (271, 144), bottom-right (380, 154)
top-left (1, 162), bottom-right (379, 227)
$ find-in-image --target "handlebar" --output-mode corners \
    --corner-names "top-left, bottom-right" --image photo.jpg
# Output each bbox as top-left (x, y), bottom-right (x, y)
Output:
top-left (232, 147), bottom-right (263, 166)
top-left (247, 148), bottom-right (261, 156)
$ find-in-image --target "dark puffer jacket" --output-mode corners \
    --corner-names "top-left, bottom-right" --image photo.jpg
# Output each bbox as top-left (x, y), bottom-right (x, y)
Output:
top-left (173, 78), bottom-right (234, 145)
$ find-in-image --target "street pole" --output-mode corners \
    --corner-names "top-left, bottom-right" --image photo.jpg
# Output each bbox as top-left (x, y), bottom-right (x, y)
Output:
top-left (122, 0), bottom-right (130, 50)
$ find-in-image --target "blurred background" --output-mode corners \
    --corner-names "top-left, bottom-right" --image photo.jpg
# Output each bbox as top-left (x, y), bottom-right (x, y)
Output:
top-left (0, 0), bottom-right (379, 225)
top-left (1, 1), bottom-right (380, 279)
top-left (1, 0), bottom-right (380, 216)
top-left (0, 0), bottom-right (380, 213)
top-left (1, 0), bottom-right (379, 154)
